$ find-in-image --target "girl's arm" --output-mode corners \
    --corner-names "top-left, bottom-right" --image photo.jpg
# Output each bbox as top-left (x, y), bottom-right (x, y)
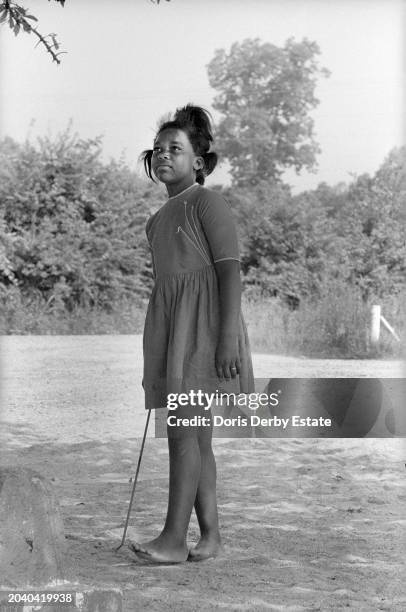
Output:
top-left (197, 189), bottom-right (242, 380)
top-left (214, 259), bottom-right (241, 380)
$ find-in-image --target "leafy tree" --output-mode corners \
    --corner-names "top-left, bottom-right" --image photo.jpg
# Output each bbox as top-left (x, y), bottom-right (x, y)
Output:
top-left (224, 147), bottom-right (406, 304)
top-left (224, 182), bottom-right (312, 302)
top-left (0, 130), bottom-right (160, 309)
top-left (207, 37), bottom-right (330, 187)
top-left (341, 147), bottom-right (406, 299)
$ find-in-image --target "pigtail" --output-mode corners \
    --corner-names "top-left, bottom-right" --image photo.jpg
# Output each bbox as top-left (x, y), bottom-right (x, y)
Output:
top-left (196, 152), bottom-right (218, 185)
top-left (195, 169), bottom-right (205, 185)
top-left (202, 151), bottom-right (218, 177)
top-left (139, 149), bottom-right (156, 182)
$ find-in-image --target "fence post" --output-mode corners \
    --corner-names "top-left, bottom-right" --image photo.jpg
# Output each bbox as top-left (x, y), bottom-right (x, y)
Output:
top-left (370, 304), bottom-right (381, 344)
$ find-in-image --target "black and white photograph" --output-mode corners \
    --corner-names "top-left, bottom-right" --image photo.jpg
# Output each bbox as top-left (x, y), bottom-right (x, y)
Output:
top-left (0, 1), bottom-right (405, 610)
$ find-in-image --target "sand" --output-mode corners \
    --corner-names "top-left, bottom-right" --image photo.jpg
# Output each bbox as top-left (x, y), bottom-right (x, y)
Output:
top-left (1, 335), bottom-right (405, 611)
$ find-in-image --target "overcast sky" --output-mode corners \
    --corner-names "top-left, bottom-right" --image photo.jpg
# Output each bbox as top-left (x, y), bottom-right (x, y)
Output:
top-left (1, 0), bottom-right (405, 192)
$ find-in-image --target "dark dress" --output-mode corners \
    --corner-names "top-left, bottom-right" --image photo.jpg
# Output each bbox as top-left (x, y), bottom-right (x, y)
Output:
top-left (143, 183), bottom-right (254, 410)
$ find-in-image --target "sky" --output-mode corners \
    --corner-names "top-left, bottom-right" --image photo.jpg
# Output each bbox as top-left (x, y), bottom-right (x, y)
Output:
top-left (0, 0), bottom-right (405, 193)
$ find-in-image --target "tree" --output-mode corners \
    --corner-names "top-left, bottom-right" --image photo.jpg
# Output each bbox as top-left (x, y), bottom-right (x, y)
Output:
top-left (223, 147), bottom-right (406, 304)
top-left (341, 147), bottom-right (406, 299)
top-left (0, 0), bottom-right (170, 64)
top-left (224, 181), bottom-right (315, 302)
top-left (207, 38), bottom-right (330, 187)
top-left (0, 130), bottom-right (160, 309)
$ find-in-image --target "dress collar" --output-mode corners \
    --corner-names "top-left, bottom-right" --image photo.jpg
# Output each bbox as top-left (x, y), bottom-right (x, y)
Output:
top-left (167, 183), bottom-right (198, 201)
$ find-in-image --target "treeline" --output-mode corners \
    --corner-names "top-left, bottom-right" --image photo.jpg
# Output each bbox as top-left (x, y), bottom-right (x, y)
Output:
top-left (0, 130), bottom-right (157, 311)
top-left (0, 131), bottom-right (405, 351)
top-left (225, 145), bottom-right (405, 305)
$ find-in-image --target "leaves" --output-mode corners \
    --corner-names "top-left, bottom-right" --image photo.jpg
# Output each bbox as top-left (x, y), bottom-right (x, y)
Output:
top-left (223, 147), bottom-right (406, 304)
top-left (0, 130), bottom-right (161, 309)
top-left (207, 38), bottom-right (329, 187)
top-left (1, 125), bottom-right (403, 321)
top-left (0, 1), bottom-right (64, 63)
top-left (1, 0), bottom-right (172, 63)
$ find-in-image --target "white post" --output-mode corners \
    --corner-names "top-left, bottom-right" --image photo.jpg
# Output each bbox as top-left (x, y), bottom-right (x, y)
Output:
top-left (370, 304), bottom-right (381, 344)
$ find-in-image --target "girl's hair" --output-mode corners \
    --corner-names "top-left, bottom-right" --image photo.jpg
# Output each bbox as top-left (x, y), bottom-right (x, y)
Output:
top-left (141, 104), bottom-right (218, 185)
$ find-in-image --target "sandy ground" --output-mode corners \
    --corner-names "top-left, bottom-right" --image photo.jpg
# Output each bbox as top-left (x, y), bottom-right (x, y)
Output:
top-left (1, 335), bottom-right (405, 611)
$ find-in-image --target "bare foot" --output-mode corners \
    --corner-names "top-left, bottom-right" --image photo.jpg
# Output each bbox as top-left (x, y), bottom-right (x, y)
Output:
top-left (187, 535), bottom-right (223, 562)
top-left (129, 535), bottom-right (188, 564)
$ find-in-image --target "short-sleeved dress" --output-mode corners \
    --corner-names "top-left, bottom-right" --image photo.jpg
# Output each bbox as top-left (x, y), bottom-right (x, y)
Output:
top-left (143, 183), bottom-right (254, 410)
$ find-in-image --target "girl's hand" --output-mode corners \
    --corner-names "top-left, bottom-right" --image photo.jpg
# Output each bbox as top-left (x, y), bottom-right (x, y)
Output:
top-left (215, 335), bottom-right (241, 380)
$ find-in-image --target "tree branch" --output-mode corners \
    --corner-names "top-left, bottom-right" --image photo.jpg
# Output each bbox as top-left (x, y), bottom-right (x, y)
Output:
top-left (0, 0), bottom-right (171, 64)
top-left (30, 28), bottom-right (66, 64)
top-left (0, 1), bottom-right (65, 63)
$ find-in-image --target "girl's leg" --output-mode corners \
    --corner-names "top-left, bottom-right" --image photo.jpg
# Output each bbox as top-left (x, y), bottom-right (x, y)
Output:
top-left (188, 418), bottom-right (223, 561)
top-left (131, 408), bottom-right (201, 563)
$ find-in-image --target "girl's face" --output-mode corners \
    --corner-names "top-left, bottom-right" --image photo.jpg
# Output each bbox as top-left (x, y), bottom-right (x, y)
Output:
top-left (151, 128), bottom-right (203, 194)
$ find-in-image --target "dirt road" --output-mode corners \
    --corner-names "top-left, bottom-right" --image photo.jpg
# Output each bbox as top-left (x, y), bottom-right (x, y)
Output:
top-left (1, 336), bottom-right (405, 611)
top-left (1, 335), bottom-right (404, 443)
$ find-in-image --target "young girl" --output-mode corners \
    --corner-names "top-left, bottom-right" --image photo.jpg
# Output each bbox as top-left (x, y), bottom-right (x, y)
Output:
top-left (130, 105), bottom-right (254, 564)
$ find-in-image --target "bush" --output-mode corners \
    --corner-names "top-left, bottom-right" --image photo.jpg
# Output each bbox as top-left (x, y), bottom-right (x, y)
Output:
top-left (0, 130), bottom-right (161, 309)
top-left (242, 283), bottom-right (405, 358)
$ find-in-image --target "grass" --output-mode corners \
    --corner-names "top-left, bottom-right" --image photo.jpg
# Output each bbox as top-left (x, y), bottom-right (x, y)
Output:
top-left (0, 291), bottom-right (146, 335)
top-left (1, 286), bottom-right (405, 358)
top-left (242, 286), bottom-right (406, 358)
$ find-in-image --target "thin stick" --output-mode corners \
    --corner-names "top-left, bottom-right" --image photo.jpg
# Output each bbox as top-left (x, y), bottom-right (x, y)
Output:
top-left (116, 409), bottom-right (151, 551)
top-left (380, 315), bottom-right (401, 342)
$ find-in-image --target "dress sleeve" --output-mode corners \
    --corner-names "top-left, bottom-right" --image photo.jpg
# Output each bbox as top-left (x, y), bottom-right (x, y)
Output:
top-left (199, 190), bottom-right (240, 263)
